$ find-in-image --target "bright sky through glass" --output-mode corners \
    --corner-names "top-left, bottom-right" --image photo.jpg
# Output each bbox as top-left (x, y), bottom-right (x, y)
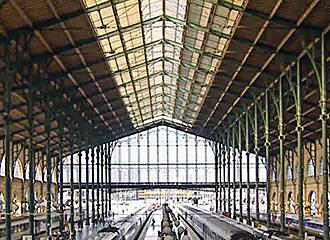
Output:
top-left (82, 0), bottom-right (246, 128)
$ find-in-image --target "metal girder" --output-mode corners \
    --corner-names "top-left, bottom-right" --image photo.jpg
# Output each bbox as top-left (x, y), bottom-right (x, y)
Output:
top-left (244, 7), bottom-right (322, 34)
top-left (22, 12), bottom-right (292, 65)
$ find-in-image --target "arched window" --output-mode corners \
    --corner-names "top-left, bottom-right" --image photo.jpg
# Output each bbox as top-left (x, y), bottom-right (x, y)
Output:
top-left (309, 191), bottom-right (317, 216)
top-left (287, 164), bottom-right (293, 180)
top-left (35, 166), bottom-right (43, 181)
top-left (0, 156), bottom-right (5, 177)
top-left (307, 159), bottom-right (315, 177)
top-left (13, 160), bottom-right (23, 179)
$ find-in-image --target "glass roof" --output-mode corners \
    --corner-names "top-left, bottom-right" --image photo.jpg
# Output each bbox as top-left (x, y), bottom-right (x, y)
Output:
top-left (82, 0), bottom-right (246, 128)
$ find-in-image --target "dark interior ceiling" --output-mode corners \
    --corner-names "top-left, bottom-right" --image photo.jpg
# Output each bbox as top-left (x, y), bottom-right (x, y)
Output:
top-left (0, 0), bottom-right (329, 156)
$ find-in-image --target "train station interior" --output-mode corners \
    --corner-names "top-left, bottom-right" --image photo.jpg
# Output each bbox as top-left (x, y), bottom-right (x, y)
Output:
top-left (0, 0), bottom-right (329, 239)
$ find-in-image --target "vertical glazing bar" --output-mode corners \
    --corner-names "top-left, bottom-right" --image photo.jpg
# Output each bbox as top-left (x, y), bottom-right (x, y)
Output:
top-left (215, 142), bottom-right (219, 213)
top-left (232, 128), bottom-right (236, 219)
top-left (227, 131), bottom-right (231, 217)
top-left (97, 146), bottom-right (100, 221)
top-left (321, 33), bottom-right (328, 240)
top-left (246, 112), bottom-right (251, 225)
top-left (265, 90), bottom-right (271, 227)
top-left (85, 140), bottom-right (90, 226)
top-left (78, 134), bottom-right (82, 229)
top-left (238, 120), bottom-right (243, 222)
top-left (254, 104), bottom-right (260, 222)
top-left (70, 122), bottom-right (75, 237)
top-left (279, 77), bottom-right (286, 232)
top-left (46, 94), bottom-right (52, 239)
top-left (59, 122), bottom-right (64, 232)
top-left (28, 63), bottom-right (35, 239)
top-left (91, 146), bottom-right (95, 225)
top-left (4, 41), bottom-right (12, 240)
top-left (296, 59), bottom-right (304, 238)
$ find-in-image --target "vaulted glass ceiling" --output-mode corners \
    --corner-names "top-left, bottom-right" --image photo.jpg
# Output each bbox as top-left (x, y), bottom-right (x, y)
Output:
top-left (82, 0), bottom-right (246, 128)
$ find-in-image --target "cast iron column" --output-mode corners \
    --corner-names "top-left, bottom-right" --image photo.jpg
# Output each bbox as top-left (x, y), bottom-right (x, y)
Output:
top-left (227, 131), bottom-right (231, 217)
top-left (105, 144), bottom-right (108, 219)
top-left (108, 142), bottom-right (112, 214)
top-left (265, 90), bottom-right (271, 227)
top-left (78, 134), bottom-right (82, 229)
top-left (4, 42), bottom-right (13, 240)
top-left (101, 145), bottom-right (105, 220)
top-left (320, 33), bottom-right (328, 240)
top-left (254, 104), bottom-right (260, 222)
top-left (215, 142), bottom-right (219, 213)
top-left (28, 64), bottom-right (35, 239)
top-left (96, 145), bottom-right (100, 221)
top-left (59, 122), bottom-right (64, 232)
top-left (219, 142), bottom-right (222, 212)
top-left (45, 93), bottom-right (52, 239)
top-left (238, 120), bottom-right (243, 222)
top-left (85, 140), bottom-right (90, 226)
top-left (279, 77), bottom-right (286, 232)
top-left (70, 122), bottom-right (75, 238)
top-left (91, 146), bottom-right (95, 225)
top-left (296, 59), bottom-right (304, 238)
top-left (232, 128), bottom-right (236, 219)
top-left (246, 112), bottom-right (251, 225)
top-left (222, 136), bottom-right (226, 212)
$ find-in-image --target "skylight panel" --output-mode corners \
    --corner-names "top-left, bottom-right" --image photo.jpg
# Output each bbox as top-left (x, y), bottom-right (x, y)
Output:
top-left (83, 0), bottom-right (246, 128)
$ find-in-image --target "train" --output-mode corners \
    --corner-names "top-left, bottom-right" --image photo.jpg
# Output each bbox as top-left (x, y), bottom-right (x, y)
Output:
top-left (95, 204), bottom-right (156, 240)
top-left (179, 205), bottom-right (256, 240)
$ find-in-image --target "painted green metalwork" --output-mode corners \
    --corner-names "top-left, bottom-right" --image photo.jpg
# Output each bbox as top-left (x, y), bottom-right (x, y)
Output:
top-left (85, 139), bottom-right (90, 226)
top-left (227, 131), bottom-right (231, 217)
top-left (78, 133), bottom-right (83, 229)
top-left (254, 104), bottom-right (260, 222)
top-left (108, 142), bottom-right (112, 215)
top-left (59, 121), bottom-right (64, 232)
top-left (222, 135), bottom-right (226, 212)
top-left (245, 111), bottom-right (251, 225)
top-left (101, 144), bottom-right (105, 220)
top-left (264, 90), bottom-right (271, 227)
top-left (91, 146), bottom-right (96, 225)
top-left (232, 127), bottom-right (236, 219)
top-left (215, 141), bottom-right (219, 213)
top-left (105, 143), bottom-right (108, 219)
top-left (320, 33), bottom-right (328, 240)
top-left (219, 141), bottom-right (222, 212)
top-left (4, 41), bottom-right (13, 240)
top-left (278, 76), bottom-right (286, 233)
top-left (238, 119), bottom-right (243, 223)
top-left (96, 145), bottom-right (100, 220)
top-left (45, 85), bottom-right (52, 238)
top-left (28, 63), bottom-right (35, 240)
top-left (70, 122), bottom-right (75, 238)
